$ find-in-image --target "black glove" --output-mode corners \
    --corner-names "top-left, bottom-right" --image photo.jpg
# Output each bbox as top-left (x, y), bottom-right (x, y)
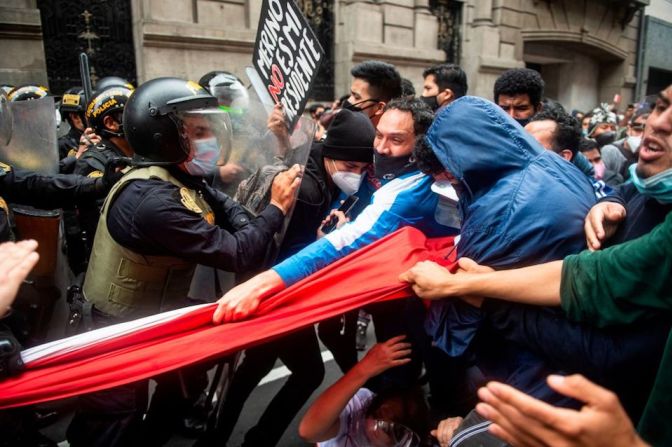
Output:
top-left (0, 327), bottom-right (24, 378)
top-left (100, 157), bottom-right (129, 191)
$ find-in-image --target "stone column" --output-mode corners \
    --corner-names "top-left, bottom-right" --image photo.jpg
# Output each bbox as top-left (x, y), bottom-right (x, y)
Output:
top-left (0, 0), bottom-right (48, 86)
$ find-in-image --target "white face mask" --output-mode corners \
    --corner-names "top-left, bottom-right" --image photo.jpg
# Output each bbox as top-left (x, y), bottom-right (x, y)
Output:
top-left (626, 136), bottom-right (641, 153)
top-left (330, 159), bottom-right (364, 196)
top-left (184, 137), bottom-right (220, 177)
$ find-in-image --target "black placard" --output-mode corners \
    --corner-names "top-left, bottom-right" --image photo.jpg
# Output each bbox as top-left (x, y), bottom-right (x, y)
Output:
top-left (253, 0), bottom-right (325, 131)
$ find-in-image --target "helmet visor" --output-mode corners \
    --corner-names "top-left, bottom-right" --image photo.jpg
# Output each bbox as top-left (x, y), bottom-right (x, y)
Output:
top-left (175, 108), bottom-right (232, 166)
top-left (211, 84), bottom-right (249, 112)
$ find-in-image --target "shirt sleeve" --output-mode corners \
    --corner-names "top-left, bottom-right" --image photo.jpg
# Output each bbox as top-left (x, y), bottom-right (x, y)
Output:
top-left (560, 212), bottom-right (672, 327)
top-left (108, 182), bottom-right (285, 272)
top-left (272, 176), bottom-right (427, 286)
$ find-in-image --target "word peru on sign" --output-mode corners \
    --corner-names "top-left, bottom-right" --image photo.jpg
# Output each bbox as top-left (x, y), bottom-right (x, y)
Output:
top-left (253, 0), bottom-right (325, 131)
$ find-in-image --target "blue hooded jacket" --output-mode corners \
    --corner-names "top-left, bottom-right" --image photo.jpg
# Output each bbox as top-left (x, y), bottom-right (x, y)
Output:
top-left (425, 96), bottom-right (596, 356)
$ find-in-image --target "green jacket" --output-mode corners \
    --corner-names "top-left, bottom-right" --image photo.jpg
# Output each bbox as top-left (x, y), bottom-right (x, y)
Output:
top-left (561, 211), bottom-right (672, 446)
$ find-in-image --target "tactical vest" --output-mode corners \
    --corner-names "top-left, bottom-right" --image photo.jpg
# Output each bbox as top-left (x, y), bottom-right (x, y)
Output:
top-left (83, 166), bottom-right (214, 320)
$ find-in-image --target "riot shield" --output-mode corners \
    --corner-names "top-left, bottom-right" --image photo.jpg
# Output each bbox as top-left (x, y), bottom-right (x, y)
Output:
top-left (0, 96), bottom-right (58, 174)
top-left (0, 91), bottom-right (12, 146)
top-left (188, 91), bottom-right (314, 302)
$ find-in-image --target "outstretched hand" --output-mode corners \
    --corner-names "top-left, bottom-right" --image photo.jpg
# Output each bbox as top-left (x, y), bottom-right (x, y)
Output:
top-left (357, 335), bottom-right (412, 379)
top-left (212, 270), bottom-right (285, 324)
top-left (0, 240), bottom-right (39, 316)
top-left (584, 202), bottom-right (626, 251)
top-left (476, 374), bottom-right (648, 447)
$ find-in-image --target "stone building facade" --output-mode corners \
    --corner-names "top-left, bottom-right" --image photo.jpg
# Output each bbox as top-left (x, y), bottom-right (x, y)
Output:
top-left (0, 0), bottom-right (649, 112)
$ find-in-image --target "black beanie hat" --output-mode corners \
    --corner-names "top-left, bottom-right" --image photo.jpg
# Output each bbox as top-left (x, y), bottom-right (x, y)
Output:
top-left (321, 108), bottom-right (375, 163)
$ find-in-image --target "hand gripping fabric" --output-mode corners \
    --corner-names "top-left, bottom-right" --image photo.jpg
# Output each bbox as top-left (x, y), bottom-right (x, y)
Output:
top-left (0, 226), bottom-right (455, 409)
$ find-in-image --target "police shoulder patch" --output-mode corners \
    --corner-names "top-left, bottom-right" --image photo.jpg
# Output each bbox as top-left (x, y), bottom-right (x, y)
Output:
top-left (87, 170), bottom-right (104, 178)
top-left (67, 148), bottom-right (78, 158)
top-left (179, 187), bottom-right (203, 214)
top-left (0, 197), bottom-right (8, 213)
top-left (0, 162), bottom-right (12, 174)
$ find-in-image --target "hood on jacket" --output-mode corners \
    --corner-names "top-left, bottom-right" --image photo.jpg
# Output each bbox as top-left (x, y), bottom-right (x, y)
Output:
top-left (426, 96), bottom-right (545, 203)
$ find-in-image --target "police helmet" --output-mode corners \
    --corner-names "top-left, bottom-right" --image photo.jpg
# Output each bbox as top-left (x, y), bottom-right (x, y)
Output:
top-left (0, 85), bottom-right (14, 95)
top-left (95, 76), bottom-right (134, 93)
top-left (60, 86), bottom-right (86, 113)
top-left (8, 85), bottom-right (49, 102)
top-left (124, 77), bottom-right (223, 164)
top-left (198, 71), bottom-right (248, 109)
top-left (86, 87), bottom-right (133, 137)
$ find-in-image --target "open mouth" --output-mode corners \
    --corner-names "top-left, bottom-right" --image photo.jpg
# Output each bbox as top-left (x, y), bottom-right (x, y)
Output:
top-left (639, 137), bottom-right (667, 162)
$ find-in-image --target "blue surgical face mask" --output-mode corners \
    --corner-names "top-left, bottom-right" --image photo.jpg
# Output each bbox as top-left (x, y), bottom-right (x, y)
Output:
top-left (629, 165), bottom-right (672, 204)
top-left (184, 137), bottom-right (220, 177)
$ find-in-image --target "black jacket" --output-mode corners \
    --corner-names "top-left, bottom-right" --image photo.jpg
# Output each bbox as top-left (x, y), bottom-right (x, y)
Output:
top-left (275, 144), bottom-right (337, 263)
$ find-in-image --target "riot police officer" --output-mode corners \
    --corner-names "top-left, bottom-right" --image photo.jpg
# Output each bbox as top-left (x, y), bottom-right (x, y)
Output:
top-left (57, 87), bottom-right (87, 160)
top-left (75, 86), bottom-right (134, 178)
top-left (66, 77), bottom-right (301, 447)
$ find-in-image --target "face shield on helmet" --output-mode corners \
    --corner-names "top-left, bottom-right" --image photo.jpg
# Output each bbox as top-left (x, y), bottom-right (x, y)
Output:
top-left (211, 83), bottom-right (249, 114)
top-left (173, 108), bottom-right (232, 176)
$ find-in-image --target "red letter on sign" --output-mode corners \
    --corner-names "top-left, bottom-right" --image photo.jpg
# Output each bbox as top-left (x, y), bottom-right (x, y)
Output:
top-left (268, 64), bottom-right (285, 104)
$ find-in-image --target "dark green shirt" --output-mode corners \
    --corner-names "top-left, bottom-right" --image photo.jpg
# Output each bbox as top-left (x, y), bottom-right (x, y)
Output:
top-left (561, 211), bottom-right (672, 446)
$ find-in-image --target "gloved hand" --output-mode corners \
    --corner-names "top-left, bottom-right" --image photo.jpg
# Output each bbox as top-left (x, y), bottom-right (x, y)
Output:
top-left (98, 157), bottom-right (129, 192)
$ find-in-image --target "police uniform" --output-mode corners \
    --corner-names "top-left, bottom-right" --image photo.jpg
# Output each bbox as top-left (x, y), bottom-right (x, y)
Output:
top-left (58, 125), bottom-right (82, 160)
top-left (66, 76), bottom-right (293, 446)
top-left (0, 161), bottom-right (107, 243)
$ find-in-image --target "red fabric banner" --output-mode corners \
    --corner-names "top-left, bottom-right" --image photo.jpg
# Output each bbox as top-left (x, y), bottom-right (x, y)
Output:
top-left (0, 227), bottom-right (455, 409)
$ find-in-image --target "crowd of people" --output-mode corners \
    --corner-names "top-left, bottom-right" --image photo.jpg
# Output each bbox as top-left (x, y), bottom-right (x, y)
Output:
top-left (0, 57), bottom-right (669, 447)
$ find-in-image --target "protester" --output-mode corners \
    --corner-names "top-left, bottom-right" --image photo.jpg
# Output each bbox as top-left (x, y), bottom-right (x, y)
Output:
top-left (525, 108), bottom-right (599, 181)
top-left (493, 68), bottom-right (544, 126)
top-left (587, 103), bottom-right (619, 147)
top-left (342, 60), bottom-right (402, 126)
top-left (198, 108), bottom-right (376, 447)
top-left (578, 137), bottom-right (623, 185)
top-left (299, 336), bottom-right (429, 447)
top-left (0, 239), bottom-right (39, 316)
top-left (601, 109), bottom-right (648, 181)
top-left (420, 63), bottom-right (467, 112)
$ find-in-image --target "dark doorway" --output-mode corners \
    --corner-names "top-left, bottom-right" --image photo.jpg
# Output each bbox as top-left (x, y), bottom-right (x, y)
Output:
top-left (36, 0), bottom-right (137, 95)
top-left (647, 67), bottom-right (672, 96)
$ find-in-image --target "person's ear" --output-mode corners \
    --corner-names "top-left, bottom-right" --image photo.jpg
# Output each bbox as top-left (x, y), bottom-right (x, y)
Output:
top-left (373, 101), bottom-right (386, 117)
top-left (440, 89), bottom-right (454, 105)
top-left (559, 149), bottom-right (573, 161)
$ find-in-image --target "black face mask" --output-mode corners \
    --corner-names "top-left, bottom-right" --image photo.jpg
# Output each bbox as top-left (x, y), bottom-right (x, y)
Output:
top-left (514, 117), bottom-right (531, 127)
top-left (420, 95), bottom-right (439, 112)
top-left (374, 153), bottom-right (416, 181)
top-left (343, 98), bottom-right (379, 113)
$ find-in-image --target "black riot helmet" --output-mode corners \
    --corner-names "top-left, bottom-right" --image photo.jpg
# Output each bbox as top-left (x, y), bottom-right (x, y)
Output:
top-left (60, 86), bottom-right (85, 113)
top-left (124, 77), bottom-right (231, 164)
top-left (8, 85), bottom-right (49, 102)
top-left (95, 76), bottom-right (134, 93)
top-left (198, 71), bottom-right (249, 111)
top-left (85, 87), bottom-right (133, 138)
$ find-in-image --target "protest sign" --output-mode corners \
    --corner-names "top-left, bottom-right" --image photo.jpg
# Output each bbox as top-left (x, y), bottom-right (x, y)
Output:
top-left (252, 0), bottom-right (325, 131)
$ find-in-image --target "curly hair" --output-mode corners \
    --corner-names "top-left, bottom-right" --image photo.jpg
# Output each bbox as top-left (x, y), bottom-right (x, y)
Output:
top-left (530, 108), bottom-right (581, 157)
top-left (494, 68), bottom-right (545, 107)
top-left (413, 136), bottom-right (444, 175)
top-left (382, 97), bottom-right (434, 136)
top-left (351, 60), bottom-right (402, 103)
top-left (422, 63), bottom-right (468, 99)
